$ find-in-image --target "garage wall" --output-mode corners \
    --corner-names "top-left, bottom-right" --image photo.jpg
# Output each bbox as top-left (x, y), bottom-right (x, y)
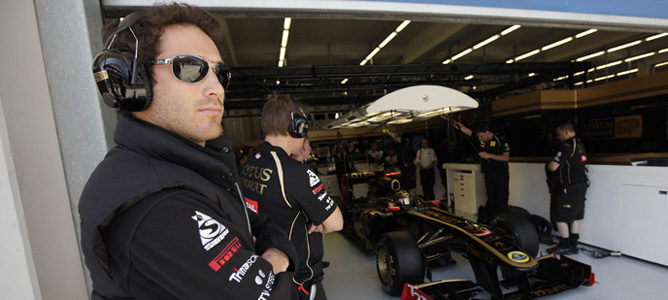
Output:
top-left (509, 162), bottom-right (668, 263)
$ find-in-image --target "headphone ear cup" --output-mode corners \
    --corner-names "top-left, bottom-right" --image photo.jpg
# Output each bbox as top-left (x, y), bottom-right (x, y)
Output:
top-left (289, 115), bottom-right (308, 138)
top-left (92, 49), bottom-right (152, 111)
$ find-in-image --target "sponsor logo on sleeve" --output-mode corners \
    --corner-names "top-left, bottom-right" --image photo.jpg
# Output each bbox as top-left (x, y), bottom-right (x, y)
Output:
top-left (317, 192), bottom-right (328, 201)
top-left (228, 255), bottom-right (258, 283)
top-left (490, 140), bottom-right (496, 147)
top-left (312, 184), bottom-right (324, 195)
top-left (245, 197), bottom-right (259, 214)
top-left (307, 169), bottom-right (320, 187)
top-left (192, 211), bottom-right (229, 251)
top-left (325, 196), bottom-right (334, 211)
top-left (255, 270), bottom-right (275, 300)
top-left (581, 155), bottom-right (587, 162)
top-left (255, 152), bottom-right (261, 159)
top-left (507, 251), bottom-right (530, 263)
top-left (208, 237), bottom-right (241, 271)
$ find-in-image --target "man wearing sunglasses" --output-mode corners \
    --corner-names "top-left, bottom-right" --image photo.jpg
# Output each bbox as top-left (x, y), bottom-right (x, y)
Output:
top-left (79, 4), bottom-right (298, 300)
top-left (240, 95), bottom-right (343, 300)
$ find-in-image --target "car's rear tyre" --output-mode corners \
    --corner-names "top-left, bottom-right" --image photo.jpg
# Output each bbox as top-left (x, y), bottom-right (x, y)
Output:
top-left (490, 211), bottom-right (539, 257)
top-left (376, 231), bottom-right (424, 296)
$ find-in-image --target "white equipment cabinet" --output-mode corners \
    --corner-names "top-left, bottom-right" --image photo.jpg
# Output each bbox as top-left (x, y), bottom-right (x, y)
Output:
top-left (442, 163), bottom-right (487, 220)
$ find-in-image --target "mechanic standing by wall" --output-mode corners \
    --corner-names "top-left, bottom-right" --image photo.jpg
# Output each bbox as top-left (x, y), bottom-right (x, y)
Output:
top-left (452, 121), bottom-right (510, 223)
top-left (546, 121), bottom-right (588, 254)
top-left (241, 95), bottom-right (344, 299)
top-left (414, 137), bottom-right (437, 200)
top-left (79, 4), bottom-right (298, 299)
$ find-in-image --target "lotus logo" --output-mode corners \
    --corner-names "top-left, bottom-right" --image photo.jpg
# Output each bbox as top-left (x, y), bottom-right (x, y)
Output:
top-left (507, 251), bottom-right (530, 263)
top-left (422, 95), bottom-right (429, 102)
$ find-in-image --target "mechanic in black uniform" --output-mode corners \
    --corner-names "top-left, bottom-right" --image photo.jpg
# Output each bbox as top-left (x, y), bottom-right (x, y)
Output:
top-left (546, 121), bottom-right (588, 254)
top-left (78, 5), bottom-right (298, 299)
top-left (241, 95), bottom-right (344, 300)
top-left (452, 121), bottom-right (510, 223)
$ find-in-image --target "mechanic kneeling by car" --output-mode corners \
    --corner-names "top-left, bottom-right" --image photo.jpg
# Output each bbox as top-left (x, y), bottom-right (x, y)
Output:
top-left (241, 95), bottom-right (344, 300)
top-left (546, 121), bottom-right (588, 255)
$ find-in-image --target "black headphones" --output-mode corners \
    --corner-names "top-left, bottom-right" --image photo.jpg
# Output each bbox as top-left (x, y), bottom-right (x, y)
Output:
top-left (92, 12), bottom-right (152, 111)
top-left (288, 99), bottom-right (309, 138)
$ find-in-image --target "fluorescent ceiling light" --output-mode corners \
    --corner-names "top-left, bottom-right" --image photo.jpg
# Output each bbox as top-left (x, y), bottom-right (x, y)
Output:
top-left (574, 81), bottom-right (584, 86)
top-left (573, 71), bottom-right (585, 76)
top-left (528, 73), bottom-right (536, 77)
top-left (596, 60), bottom-right (622, 70)
top-left (646, 33), bottom-right (668, 41)
top-left (501, 25), bottom-right (521, 36)
top-left (625, 52), bottom-right (655, 62)
top-left (365, 47), bottom-right (381, 61)
top-left (334, 113), bottom-right (340, 119)
top-left (594, 74), bottom-right (615, 81)
top-left (473, 35), bottom-right (500, 50)
top-left (442, 59), bottom-right (451, 64)
top-left (586, 79), bottom-right (593, 83)
top-left (396, 20), bottom-right (411, 32)
top-left (658, 48), bottom-right (668, 54)
top-left (553, 75), bottom-right (569, 81)
top-left (541, 37), bottom-right (573, 51)
top-left (576, 29), bottom-right (597, 38)
top-left (360, 59), bottom-right (368, 66)
top-left (341, 78), bottom-right (348, 84)
top-left (515, 49), bottom-right (540, 62)
top-left (278, 17), bottom-right (292, 67)
top-left (616, 69), bottom-right (638, 76)
top-left (451, 48), bottom-right (473, 61)
top-left (378, 32), bottom-right (398, 48)
top-left (654, 61), bottom-right (668, 68)
top-left (464, 75), bottom-right (474, 80)
top-left (607, 40), bottom-right (642, 53)
top-left (576, 51), bottom-right (605, 62)
top-left (506, 59), bottom-right (514, 64)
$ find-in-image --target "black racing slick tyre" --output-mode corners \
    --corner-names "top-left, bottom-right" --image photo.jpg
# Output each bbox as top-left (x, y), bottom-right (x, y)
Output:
top-left (491, 211), bottom-right (540, 257)
top-left (376, 231), bottom-right (425, 296)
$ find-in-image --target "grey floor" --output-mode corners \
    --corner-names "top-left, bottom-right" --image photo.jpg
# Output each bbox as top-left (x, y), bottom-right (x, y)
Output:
top-left (321, 232), bottom-right (668, 299)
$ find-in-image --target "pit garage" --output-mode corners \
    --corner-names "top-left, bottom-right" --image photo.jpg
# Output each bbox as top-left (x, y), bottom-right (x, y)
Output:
top-left (1, 0), bottom-right (667, 299)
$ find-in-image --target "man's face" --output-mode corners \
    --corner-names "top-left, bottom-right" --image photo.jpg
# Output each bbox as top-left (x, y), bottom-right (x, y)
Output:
top-left (421, 139), bottom-right (428, 148)
top-left (135, 24), bottom-right (225, 146)
top-left (476, 131), bottom-right (493, 142)
top-left (556, 128), bottom-right (571, 142)
top-left (293, 139), bottom-right (311, 161)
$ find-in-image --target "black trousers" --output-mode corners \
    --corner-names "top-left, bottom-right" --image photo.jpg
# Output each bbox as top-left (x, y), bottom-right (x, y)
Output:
top-left (420, 168), bottom-right (435, 200)
top-left (483, 171), bottom-right (509, 219)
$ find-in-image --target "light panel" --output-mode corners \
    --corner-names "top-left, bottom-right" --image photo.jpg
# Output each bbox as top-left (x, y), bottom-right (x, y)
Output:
top-left (541, 37), bottom-right (573, 51)
top-left (624, 52), bottom-right (655, 62)
top-left (576, 29), bottom-right (598, 38)
top-left (515, 49), bottom-right (540, 62)
top-left (340, 78), bottom-right (348, 84)
top-left (576, 51), bottom-right (605, 62)
top-left (277, 17), bottom-right (292, 67)
top-left (501, 25), bottom-right (521, 36)
top-left (596, 60), bottom-right (622, 70)
top-left (607, 40), bottom-right (642, 53)
top-left (464, 75), bottom-right (474, 80)
top-left (473, 35), bottom-right (500, 50)
top-left (358, 20), bottom-right (411, 66)
top-left (646, 33), bottom-right (668, 41)
top-left (654, 61), bottom-right (668, 68)
top-left (451, 48), bottom-right (473, 61)
top-left (617, 69), bottom-right (638, 76)
top-left (594, 74), bottom-right (615, 81)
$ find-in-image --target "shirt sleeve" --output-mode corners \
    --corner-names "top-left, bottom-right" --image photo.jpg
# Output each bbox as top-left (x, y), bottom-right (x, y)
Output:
top-left (501, 137), bottom-right (510, 153)
top-left (247, 205), bottom-right (298, 272)
top-left (128, 190), bottom-right (298, 300)
top-left (552, 142), bottom-right (572, 164)
top-left (287, 165), bottom-right (337, 225)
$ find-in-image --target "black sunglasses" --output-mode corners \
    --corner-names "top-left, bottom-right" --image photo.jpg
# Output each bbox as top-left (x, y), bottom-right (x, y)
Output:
top-left (151, 54), bottom-right (231, 89)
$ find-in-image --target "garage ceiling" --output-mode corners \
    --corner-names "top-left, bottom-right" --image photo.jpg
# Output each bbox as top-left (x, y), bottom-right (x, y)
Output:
top-left (101, 5), bottom-right (668, 112)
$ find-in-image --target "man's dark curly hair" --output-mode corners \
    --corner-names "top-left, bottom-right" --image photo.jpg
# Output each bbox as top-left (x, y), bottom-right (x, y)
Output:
top-left (102, 3), bottom-right (222, 82)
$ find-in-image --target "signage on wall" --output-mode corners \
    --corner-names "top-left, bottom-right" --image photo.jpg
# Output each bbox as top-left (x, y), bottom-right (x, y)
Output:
top-left (582, 115), bottom-right (642, 139)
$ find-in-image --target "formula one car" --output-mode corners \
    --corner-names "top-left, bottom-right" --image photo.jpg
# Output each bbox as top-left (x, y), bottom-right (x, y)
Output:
top-left (341, 171), bottom-right (594, 299)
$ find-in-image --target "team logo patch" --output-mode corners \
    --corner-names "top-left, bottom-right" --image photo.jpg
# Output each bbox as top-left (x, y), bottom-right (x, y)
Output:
top-left (208, 237), bottom-right (241, 271)
top-left (255, 152), bottom-right (261, 159)
top-left (490, 140), bottom-right (496, 147)
top-left (307, 169), bottom-right (320, 187)
top-left (192, 211), bottom-right (229, 251)
top-left (507, 251), bottom-right (530, 263)
top-left (312, 184), bottom-right (324, 195)
top-left (245, 197), bottom-right (259, 214)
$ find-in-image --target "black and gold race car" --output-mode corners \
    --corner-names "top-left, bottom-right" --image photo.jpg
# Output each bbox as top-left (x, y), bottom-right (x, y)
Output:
top-left (340, 171), bottom-right (595, 299)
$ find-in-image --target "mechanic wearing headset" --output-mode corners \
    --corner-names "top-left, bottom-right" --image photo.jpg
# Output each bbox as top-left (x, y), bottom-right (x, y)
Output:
top-left (452, 121), bottom-right (510, 223)
top-left (240, 95), bottom-right (344, 300)
top-left (546, 121), bottom-right (588, 255)
top-left (79, 4), bottom-right (298, 299)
